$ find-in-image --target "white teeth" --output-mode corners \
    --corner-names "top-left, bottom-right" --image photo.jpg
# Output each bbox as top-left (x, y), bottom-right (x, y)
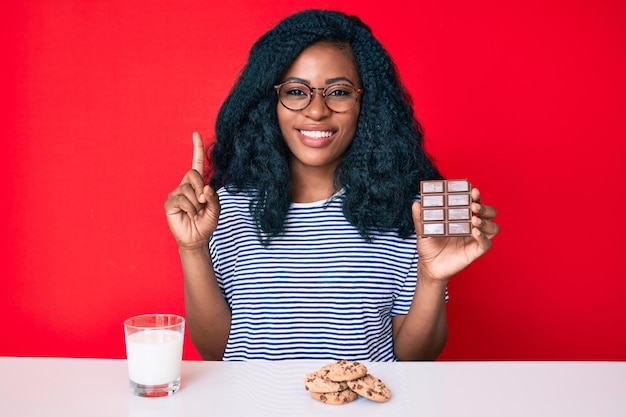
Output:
top-left (299, 130), bottom-right (333, 138)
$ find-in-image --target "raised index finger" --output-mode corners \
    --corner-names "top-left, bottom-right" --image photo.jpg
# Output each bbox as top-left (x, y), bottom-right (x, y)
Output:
top-left (192, 131), bottom-right (205, 175)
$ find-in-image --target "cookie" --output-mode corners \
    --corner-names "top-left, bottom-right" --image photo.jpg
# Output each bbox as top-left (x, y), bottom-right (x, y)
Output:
top-left (309, 388), bottom-right (358, 405)
top-left (319, 359), bottom-right (368, 382)
top-left (347, 373), bottom-right (391, 403)
top-left (303, 370), bottom-right (350, 393)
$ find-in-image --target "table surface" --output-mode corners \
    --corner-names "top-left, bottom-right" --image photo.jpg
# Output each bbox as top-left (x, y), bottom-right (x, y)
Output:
top-left (1, 357), bottom-right (625, 417)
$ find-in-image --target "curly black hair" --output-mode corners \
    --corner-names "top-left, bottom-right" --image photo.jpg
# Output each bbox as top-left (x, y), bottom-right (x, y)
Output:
top-left (209, 9), bottom-right (441, 245)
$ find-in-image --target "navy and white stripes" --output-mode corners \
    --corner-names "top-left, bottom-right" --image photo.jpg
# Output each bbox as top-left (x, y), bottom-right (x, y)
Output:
top-left (210, 188), bottom-right (421, 361)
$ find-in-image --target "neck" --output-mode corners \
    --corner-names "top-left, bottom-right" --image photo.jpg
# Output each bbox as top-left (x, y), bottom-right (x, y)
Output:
top-left (290, 164), bottom-right (338, 203)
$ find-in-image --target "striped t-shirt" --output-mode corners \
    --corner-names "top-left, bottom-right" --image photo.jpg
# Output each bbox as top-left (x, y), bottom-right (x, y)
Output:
top-left (209, 187), bottom-right (420, 361)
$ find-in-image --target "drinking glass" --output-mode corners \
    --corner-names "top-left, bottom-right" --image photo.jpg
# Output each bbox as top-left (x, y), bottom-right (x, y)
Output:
top-left (124, 314), bottom-right (185, 397)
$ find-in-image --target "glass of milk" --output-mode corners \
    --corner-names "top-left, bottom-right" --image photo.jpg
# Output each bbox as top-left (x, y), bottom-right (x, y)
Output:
top-left (124, 314), bottom-right (185, 397)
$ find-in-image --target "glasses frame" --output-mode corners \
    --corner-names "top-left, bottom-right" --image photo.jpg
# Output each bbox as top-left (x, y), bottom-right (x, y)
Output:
top-left (273, 81), bottom-right (364, 113)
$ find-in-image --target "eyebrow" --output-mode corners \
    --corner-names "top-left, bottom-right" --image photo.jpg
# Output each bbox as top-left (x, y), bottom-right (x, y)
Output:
top-left (283, 76), bottom-right (356, 86)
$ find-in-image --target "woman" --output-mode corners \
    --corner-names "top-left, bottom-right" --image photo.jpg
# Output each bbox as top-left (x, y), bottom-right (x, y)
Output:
top-left (164, 9), bottom-right (499, 361)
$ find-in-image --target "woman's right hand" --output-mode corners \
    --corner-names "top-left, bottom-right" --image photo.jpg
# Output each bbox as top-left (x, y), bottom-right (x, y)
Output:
top-left (164, 132), bottom-right (221, 250)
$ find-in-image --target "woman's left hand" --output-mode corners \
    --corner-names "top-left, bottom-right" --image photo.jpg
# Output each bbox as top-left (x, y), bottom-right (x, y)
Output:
top-left (412, 187), bottom-right (500, 283)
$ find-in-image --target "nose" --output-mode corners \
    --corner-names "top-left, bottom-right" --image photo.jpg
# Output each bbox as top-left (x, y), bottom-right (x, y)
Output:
top-left (302, 89), bottom-right (331, 119)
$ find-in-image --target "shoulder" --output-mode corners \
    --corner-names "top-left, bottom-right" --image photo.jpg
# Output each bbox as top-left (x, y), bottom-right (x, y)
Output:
top-left (216, 186), bottom-right (254, 208)
top-left (217, 186), bottom-right (251, 199)
top-left (213, 187), bottom-right (256, 232)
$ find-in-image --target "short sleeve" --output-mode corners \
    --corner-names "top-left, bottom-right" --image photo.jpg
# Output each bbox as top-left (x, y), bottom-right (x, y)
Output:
top-left (391, 251), bottom-right (449, 316)
top-left (391, 250), bottom-right (418, 316)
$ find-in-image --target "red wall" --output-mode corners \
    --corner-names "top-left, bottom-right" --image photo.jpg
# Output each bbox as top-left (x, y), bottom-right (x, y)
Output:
top-left (3, 0), bottom-right (625, 361)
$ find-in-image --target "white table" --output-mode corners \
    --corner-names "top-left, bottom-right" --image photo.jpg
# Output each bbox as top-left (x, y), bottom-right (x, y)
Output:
top-left (1, 357), bottom-right (624, 417)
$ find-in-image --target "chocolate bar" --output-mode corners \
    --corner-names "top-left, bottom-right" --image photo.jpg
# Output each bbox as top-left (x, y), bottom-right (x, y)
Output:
top-left (420, 179), bottom-right (473, 237)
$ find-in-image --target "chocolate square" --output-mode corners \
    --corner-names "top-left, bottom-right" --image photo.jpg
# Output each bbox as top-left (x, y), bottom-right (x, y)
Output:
top-left (420, 179), bottom-right (473, 237)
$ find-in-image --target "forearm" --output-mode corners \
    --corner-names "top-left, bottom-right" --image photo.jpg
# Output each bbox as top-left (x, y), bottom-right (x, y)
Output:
top-left (393, 266), bottom-right (449, 361)
top-left (179, 245), bottom-right (231, 360)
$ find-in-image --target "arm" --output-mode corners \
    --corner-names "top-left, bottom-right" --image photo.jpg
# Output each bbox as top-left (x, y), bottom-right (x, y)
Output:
top-left (164, 132), bottom-right (231, 360)
top-left (179, 245), bottom-right (231, 360)
top-left (392, 271), bottom-right (448, 361)
top-left (392, 187), bottom-right (499, 360)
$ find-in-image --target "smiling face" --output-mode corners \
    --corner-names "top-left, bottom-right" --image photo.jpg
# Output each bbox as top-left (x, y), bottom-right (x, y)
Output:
top-left (276, 41), bottom-right (361, 182)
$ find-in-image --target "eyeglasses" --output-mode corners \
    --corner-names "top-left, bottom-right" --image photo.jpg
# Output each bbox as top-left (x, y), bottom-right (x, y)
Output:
top-left (273, 81), bottom-right (363, 113)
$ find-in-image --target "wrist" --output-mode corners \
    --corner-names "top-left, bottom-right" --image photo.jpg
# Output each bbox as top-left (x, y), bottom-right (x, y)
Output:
top-left (178, 244), bottom-right (210, 259)
top-left (417, 263), bottom-right (450, 290)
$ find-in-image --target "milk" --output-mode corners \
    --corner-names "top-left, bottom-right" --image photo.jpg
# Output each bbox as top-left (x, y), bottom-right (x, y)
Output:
top-left (126, 329), bottom-right (183, 385)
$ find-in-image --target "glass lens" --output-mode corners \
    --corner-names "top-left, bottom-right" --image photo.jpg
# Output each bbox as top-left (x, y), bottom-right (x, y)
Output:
top-left (324, 84), bottom-right (357, 112)
top-left (278, 82), bottom-right (311, 111)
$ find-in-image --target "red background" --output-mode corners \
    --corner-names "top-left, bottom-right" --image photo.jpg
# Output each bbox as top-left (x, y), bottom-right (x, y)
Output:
top-left (2, 0), bottom-right (625, 361)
